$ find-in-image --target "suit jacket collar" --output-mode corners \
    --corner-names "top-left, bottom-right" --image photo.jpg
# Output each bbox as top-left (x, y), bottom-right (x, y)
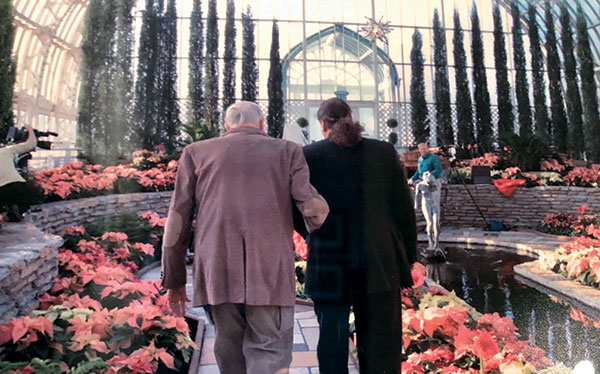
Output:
top-left (224, 126), bottom-right (267, 137)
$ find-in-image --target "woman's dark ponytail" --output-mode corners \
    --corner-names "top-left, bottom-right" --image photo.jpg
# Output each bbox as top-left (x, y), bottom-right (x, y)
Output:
top-left (328, 117), bottom-right (362, 147)
top-left (317, 98), bottom-right (363, 147)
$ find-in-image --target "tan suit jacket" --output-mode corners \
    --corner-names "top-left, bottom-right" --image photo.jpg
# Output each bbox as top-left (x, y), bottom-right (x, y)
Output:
top-left (162, 126), bottom-right (329, 306)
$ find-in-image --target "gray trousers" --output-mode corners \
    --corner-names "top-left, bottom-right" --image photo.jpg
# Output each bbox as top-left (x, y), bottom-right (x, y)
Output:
top-left (208, 303), bottom-right (294, 374)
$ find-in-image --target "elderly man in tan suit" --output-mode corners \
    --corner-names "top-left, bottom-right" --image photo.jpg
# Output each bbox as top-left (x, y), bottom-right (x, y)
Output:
top-left (162, 101), bottom-right (329, 374)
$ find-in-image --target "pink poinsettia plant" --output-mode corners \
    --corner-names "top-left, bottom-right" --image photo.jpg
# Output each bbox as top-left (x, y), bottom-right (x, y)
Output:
top-left (401, 264), bottom-right (552, 374)
top-left (0, 216), bottom-right (196, 373)
top-left (32, 150), bottom-right (178, 202)
top-left (562, 164), bottom-right (600, 187)
top-left (540, 235), bottom-right (600, 289)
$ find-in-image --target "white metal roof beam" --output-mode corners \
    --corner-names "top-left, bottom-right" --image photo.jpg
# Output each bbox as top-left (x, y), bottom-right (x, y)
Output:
top-left (12, 8), bottom-right (81, 61)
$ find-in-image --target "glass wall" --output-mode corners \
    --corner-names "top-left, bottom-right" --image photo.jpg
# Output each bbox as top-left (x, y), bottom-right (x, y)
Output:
top-left (11, 0), bottom-right (600, 150)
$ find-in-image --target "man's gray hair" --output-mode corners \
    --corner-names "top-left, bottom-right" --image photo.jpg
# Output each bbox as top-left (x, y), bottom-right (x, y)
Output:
top-left (224, 101), bottom-right (264, 128)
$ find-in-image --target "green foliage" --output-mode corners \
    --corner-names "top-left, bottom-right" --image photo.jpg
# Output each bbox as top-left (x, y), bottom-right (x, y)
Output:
top-left (501, 132), bottom-right (550, 171)
top-left (133, 0), bottom-right (160, 151)
top-left (432, 9), bottom-right (453, 146)
top-left (222, 0), bottom-right (236, 113)
top-left (267, 20), bottom-right (284, 139)
top-left (447, 168), bottom-right (472, 185)
top-left (204, 0), bottom-right (220, 131)
top-left (18, 173), bottom-right (45, 208)
top-left (410, 29), bottom-right (429, 145)
top-left (181, 121), bottom-right (220, 144)
top-left (188, 0), bottom-right (204, 128)
top-left (560, 2), bottom-right (584, 158)
top-left (0, 0), bottom-right (16, 140)
top-left (511, 2), bottom-right (532, 137)
top-left (544, 3), bottom-right (568, 153)
top-left (576, 4), bottom-right (600, 163)
top-left (539, 172), bottom-right (563, 186)
top-left (295, 261), bottom-right (307, 299)
top-left (296, 117), bottom-right (309, 128)
top-left (84, 211), bottom-right (155, 245)
top-left (527, 3), bottom-right (549, 140)
top-left (241, 6), bottom-right (258, 102)
top-left (470, 3), bottom-right (493, 152)
top-left (492, 2), bottom-right (513, 147)
top-left (452, 10), bottom-right (474, 151)
top-left (157, 0), bottom-right (181, 154)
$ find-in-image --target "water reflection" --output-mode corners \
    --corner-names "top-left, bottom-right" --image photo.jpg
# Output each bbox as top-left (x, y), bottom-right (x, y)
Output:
top-left (418, 246), bottom-right (600, 369)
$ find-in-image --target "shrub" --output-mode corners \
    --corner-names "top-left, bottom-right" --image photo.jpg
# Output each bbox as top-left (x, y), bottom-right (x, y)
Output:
top-left (386, 118), bottom-right (398, 128)
top-left (447, 168), bottom-right (472, 184)
top-left (296, 117), bottom-right (309, 128)
top-left (500, 132), bottom-right (551, 171)
top-left (84, 211), bottom-right (156, 246)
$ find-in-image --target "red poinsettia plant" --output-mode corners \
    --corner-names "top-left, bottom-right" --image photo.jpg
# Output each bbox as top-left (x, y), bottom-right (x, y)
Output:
top-left (401, 264), bottom-right (552, 374)
top-left (537, 205), bottom-right (600, 237)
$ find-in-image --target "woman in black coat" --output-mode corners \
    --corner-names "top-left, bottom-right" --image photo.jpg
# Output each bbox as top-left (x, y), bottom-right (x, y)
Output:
top-left (294, 98), bottom-right (417, 374)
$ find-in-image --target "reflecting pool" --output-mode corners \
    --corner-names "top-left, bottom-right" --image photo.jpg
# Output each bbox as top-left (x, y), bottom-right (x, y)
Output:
top-left (420, 246), bottom-right (600, 369)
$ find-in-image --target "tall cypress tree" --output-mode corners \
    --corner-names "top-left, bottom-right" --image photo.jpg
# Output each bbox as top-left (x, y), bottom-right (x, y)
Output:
top-left (470, 3), bottom-right (492, 152)
top-left (544, 3), bottom-right (568, 153)
top-left (204, 0), bottom-right (219, 130)
top-left (432, 9), bottom-right (453, 146)
top-left (528, 3), bottom-right (548, 138)
top-left (511, 2), bottom-right (532, 137)
top-left (78, 0), bottom-right (118, 161)
top-left (133, 0), bottom-right (160, 150)
top-left (576, 4), bottom-right (600, 162)
top-left (241, 6), bottom-right (258, 102)
top-left (222, 0), bottom-right (236, 113)
top-left (410, 30), bottom-right (429, 144)
top-left (492, 1), bottom-right (513, 146)
top-left (114, 0), bottom-right (135, 155)
top-left (560, 2), bottom-right (584, 157)
top-left (267, 20), bottom-right (284, 139)
top-left (188, 0), bottom-right (204, 128)
top-left (78, 0), bottom-right (104, 158)
top-left (453, 10), bottom-right (474, 150)
top-left (98, 0), bottom-right (118, 161)
top-left (0, 0), bottom-right (16, 140)
top-left (156, 0), bottom-right (180, 153)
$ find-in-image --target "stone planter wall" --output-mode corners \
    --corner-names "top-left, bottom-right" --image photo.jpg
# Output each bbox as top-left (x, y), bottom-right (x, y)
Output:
top-left (25, 191), bottom-right (173, 235)
top-left (2, 185), bottom-right (597, 323)
top-left (441, 185), bottom-right (600, 228)
top-left (0, 223), bottom-right (62, 323)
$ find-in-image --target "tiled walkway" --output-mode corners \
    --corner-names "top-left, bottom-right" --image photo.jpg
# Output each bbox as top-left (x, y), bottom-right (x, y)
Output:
top-left (140, 266), bottom-right (359, 374)
top-left (141, 227), bottom-right (567, 373)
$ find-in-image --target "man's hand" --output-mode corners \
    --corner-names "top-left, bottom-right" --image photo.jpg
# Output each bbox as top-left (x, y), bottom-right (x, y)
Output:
top-left (408, 179), bottom-right (414, 185)
top-left (167, 286), bottom-right (189, 317)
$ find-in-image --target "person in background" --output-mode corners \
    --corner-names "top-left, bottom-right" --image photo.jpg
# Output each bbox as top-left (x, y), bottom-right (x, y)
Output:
top-left (161, 101), bottom-right (329, 374)
top-left (0, 125), bottom-right (36, 222)
top-left (408, 142), bottom-right (443, 206)
top-left (295, 98), bottom-right (416, 374)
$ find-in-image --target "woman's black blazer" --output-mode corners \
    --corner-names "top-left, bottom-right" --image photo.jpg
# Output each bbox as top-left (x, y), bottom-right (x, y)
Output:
top-left (294, 138), bottom-right (417, 303)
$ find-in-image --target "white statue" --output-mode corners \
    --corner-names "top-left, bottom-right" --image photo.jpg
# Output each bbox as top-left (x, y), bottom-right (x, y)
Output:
top-left (414, 171), bottom-right (443, 256)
